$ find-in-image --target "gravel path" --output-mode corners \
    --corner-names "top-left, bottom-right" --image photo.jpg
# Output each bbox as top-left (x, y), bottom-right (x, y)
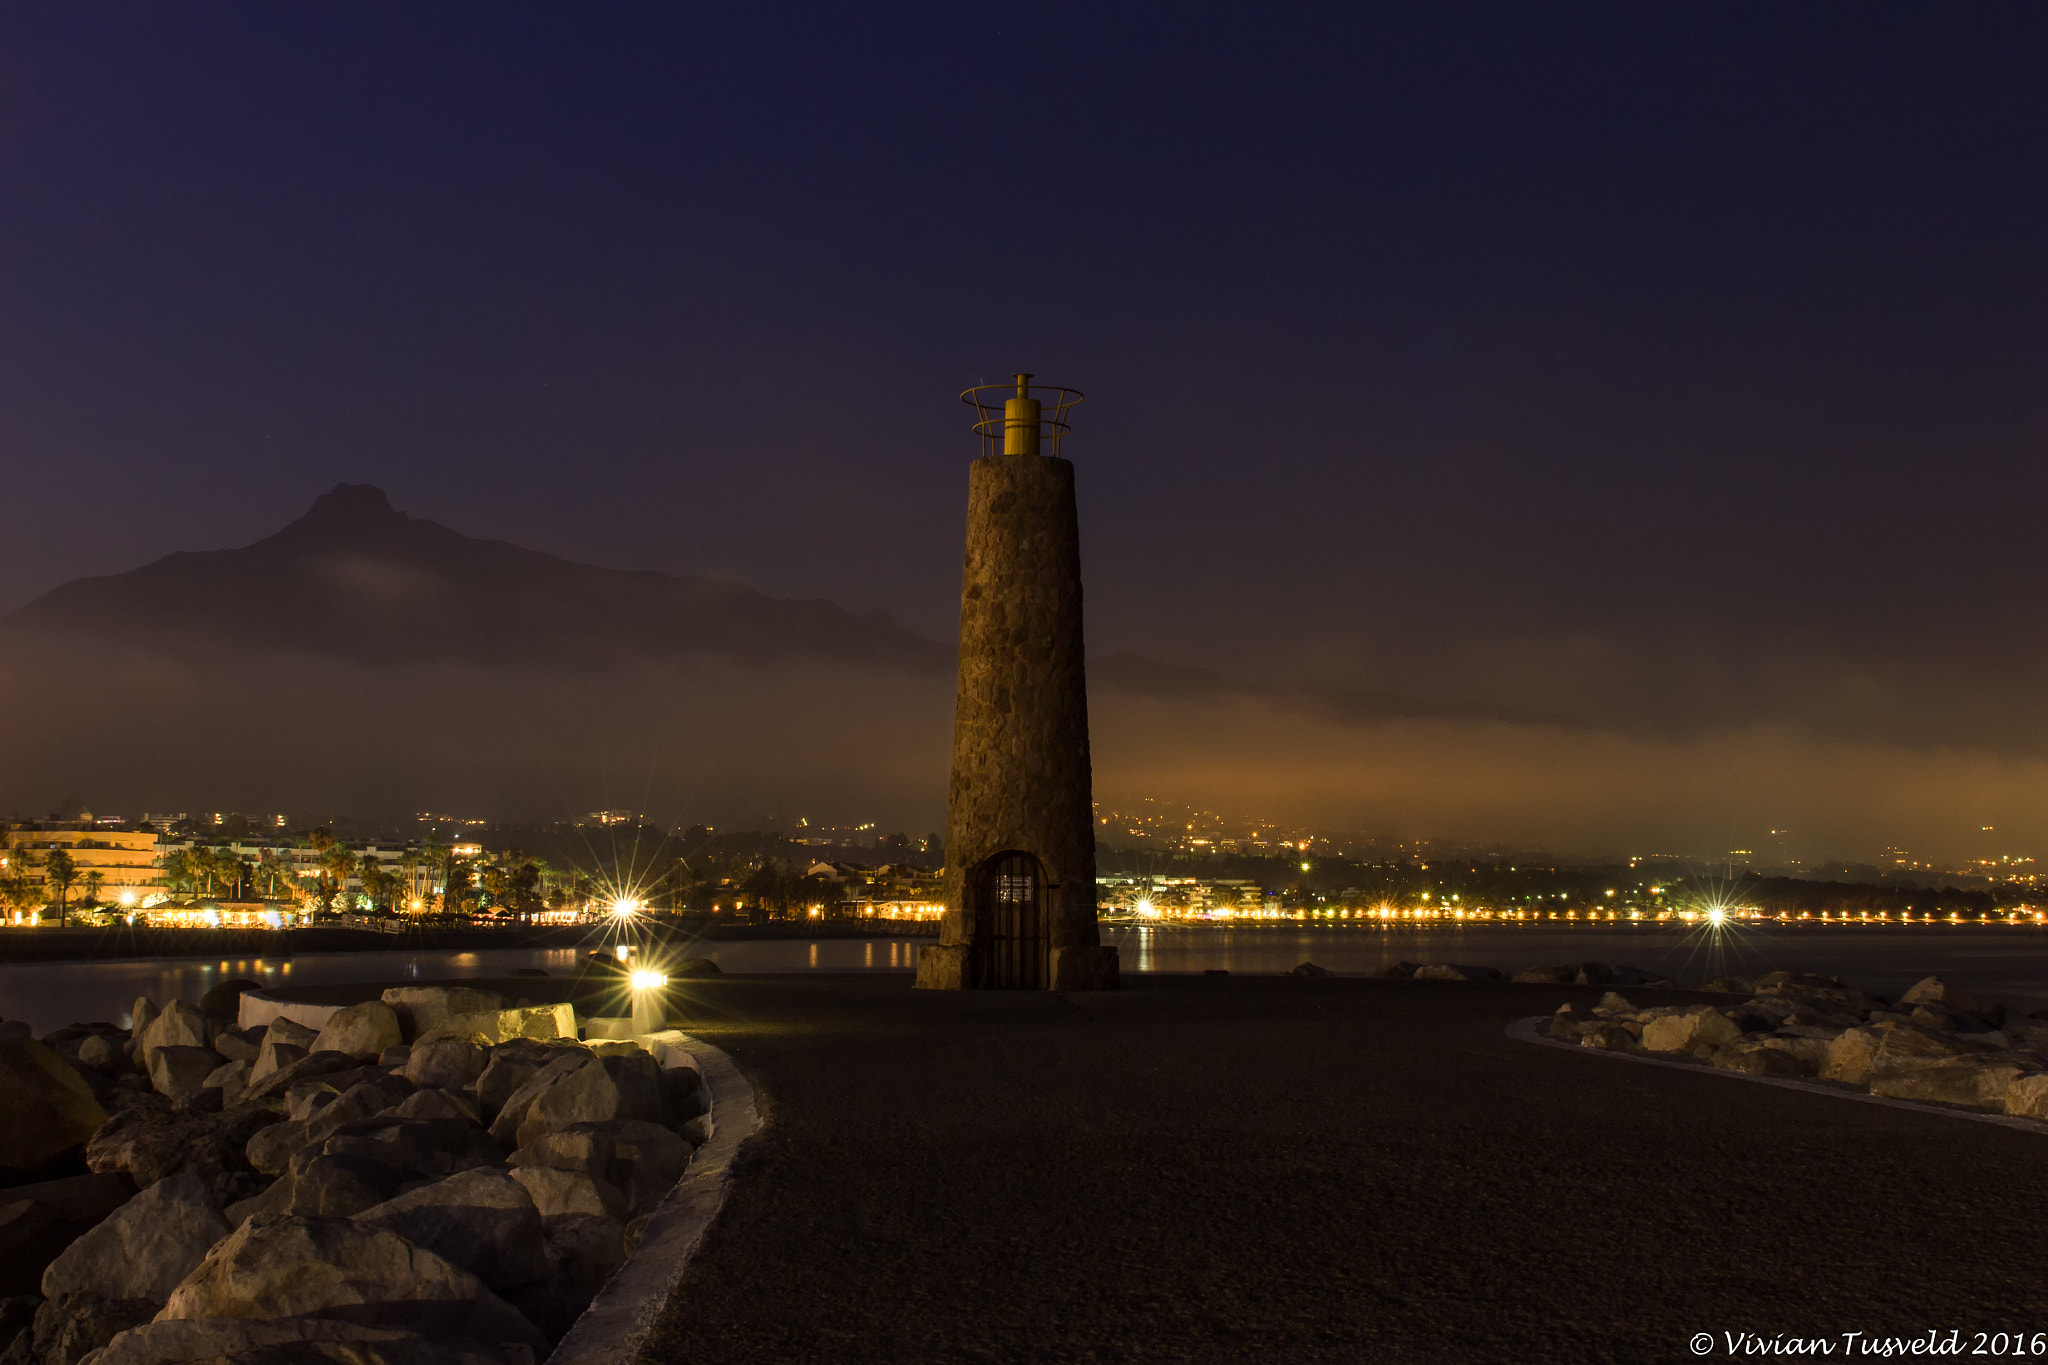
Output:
top-left (638, 973), bottom-right (2048, 1364)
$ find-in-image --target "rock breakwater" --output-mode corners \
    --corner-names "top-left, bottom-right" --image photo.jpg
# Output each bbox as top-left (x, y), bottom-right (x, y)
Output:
top-left (0, 982), bottom-right (712, 1365)
top-left (1547, 970), bottom-right (2048, 1118)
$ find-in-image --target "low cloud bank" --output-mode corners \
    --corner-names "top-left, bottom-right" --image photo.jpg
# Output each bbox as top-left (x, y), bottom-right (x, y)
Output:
top-left (0, 645), bottom-right (2032, 865)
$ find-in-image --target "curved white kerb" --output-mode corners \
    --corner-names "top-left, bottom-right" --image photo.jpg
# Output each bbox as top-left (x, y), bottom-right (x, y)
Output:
top-left (546, 1033), bottom-right (763, 1365)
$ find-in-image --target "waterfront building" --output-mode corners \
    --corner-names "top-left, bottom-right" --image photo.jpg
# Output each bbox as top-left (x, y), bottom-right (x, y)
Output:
top-left (2, 822), bottom-right (163, 912)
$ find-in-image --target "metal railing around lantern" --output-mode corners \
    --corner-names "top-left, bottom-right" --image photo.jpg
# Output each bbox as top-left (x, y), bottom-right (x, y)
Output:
top-left (960, 373), bottom-right (1085, 459)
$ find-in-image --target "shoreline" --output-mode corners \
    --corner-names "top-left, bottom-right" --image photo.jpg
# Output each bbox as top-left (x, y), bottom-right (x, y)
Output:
top-left (0, 920), bottom-right (940, 964)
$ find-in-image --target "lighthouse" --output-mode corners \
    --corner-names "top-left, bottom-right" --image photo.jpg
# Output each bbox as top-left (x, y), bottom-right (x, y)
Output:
top-left (916, 374), bottom-right (1119, 991)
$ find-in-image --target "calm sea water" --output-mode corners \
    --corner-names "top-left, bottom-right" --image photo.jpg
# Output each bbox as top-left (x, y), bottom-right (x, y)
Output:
top-left (3, 924), bottom-right (2048, 1033)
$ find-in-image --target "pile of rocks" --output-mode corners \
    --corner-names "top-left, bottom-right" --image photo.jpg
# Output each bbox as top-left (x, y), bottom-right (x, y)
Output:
top-left (0, 982), bottom-right (710, 1365)
top-left (1382, 960), bottom-right (1675, 987)
top-left (1548, 970), bottom-right (2048, 1120)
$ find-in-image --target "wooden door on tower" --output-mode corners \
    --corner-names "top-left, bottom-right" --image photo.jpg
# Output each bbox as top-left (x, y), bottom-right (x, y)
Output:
top-left (972, 851), bottom-right (1046, 989)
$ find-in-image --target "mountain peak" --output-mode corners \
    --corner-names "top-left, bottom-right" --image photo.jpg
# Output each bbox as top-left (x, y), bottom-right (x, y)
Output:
top-left (299, 483), bottom-right (405, 529)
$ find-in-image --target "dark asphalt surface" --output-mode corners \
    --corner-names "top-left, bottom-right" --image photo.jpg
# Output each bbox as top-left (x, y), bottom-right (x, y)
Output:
top-left (638, 974), bottom-right (2048, 1364)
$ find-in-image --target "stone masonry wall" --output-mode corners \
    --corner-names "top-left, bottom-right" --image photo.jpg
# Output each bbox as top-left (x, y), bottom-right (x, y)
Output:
top-left (940, 450), bottom-right (1099, 954)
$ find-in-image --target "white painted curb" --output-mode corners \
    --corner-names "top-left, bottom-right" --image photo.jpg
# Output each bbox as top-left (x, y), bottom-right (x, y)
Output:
top-left (546, 1033), bottom-right (762, 1365)
top-left (1507, 1015), bottom-right (2048, 1136)
top-left (236, 989), bottom-right (347, 1033)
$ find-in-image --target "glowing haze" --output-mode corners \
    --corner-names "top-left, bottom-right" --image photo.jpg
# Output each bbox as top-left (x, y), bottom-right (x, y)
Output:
top-left (3, 9), bottom-right (2046, 865)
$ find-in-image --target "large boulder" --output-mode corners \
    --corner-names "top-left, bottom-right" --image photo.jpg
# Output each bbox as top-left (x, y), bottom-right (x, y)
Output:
top-left (596, 1119), bottom-right (692, 1215)
top-left (203, 1060), bottom-right (251, 1108)
top-left (1752, 971), bottom-right (1880, 1016)
top-left (289, 1155), bottom-right (406, 1217)
top-left (1873, 1022), bottom-right (1994, 1063)
top-left (1822, 1027), bottom-right (1887, 1085)
top-left (146, 1047), bottom-right (225, 1105)
top-left (242, 1050), bottom-right (365, 1108)
top-left (391, 1088), bottom-right (478, 1127)
top-left (1411, 963), bottom-right (1502, 982)
top-left (539, 1211), bottom-right (625, 1292)
top-left (486, 1054), bottom-right (594, 1145)
top-left (76, 1035), bottom-right (126, 1075)
top-left (1756, 1035), bottom-right (1830, 1074)
top-left (159, 1214), bottom-right (545, 1350)
top-left (1710, 1043), bottom-right (1812, 1077)
top-left (1900, 974), bottom-right (1985, 1014)
top-left (509, 1127), bottom-right (614, 1178)
top-left (515, 1053), bottom-right (662, 1148)
top-left (379, 988), bottom-right (505, 1042)
top-left (212, 1029), bottom-right (265, 1066)
top-left (413, 1010), bottom-right (510, 1047)
top-left (248, 1017), bottom-right (320, 1085)
top-left (1640, 1007), bottom-right (1740, 1055)
top-left (321, 1115), bottom-right (472, 1179)
top-left (197, 979), bottom-right (262, 1021)
top-left (355, 1167), bottom-right (549, 1291)
top-left (42, 1172), bottom-right (228, 1303)
top-left (1512, 965), bottom-right (1576, 985)
top-left (473, 1052), bottom-right (554, 1126)
top-left (26, 1291), bottom-right (156, 1365)
top-left (81, 1314), bottom-right (514, 1365)
top-left (0, 1041), bottom-right (110, 1174)
top-left (1577, 1022), bottom-right (1636, 1051)
top-left (0, 1173), bottom-right (131, 1298)
top-left (499, 1004), bottom-right (578, 1042)
top-left (503, 1162), bottom-right (622, 1227)
top-left (2004, 1073), bottom-right (2048, 1120)
top-left (86, 1106), bottom-right (278, 1202)
top-left (311, 1003), bottom-right (403, 1062)
top-left (139, 1002), bottom-right (209, 1055)
top-left (246, 1076), bottom-right (415, 1176)
top-left (223, 1174), bottom-right (294, 1229)
top-left (403, 1040), bottom-right (485, 1092)
top-left (508, 1166), bottom-right (627, 1223)
top-left (128, 998), bottom-right (160, 1042)
top-left (1870, 1052), bottom-right (2038, 1109)
top-left (248, 1043), bottom-right (308, 1087)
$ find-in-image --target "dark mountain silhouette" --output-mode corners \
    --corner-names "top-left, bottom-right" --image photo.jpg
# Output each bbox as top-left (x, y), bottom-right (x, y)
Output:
top-left (3, 484), bottom-right (954, 673)
top-left (1, 483), bottom-right (1556, 730)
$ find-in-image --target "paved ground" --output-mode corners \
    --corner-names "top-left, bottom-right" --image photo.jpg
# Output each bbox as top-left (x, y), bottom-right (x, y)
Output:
top-left (637, 973), bottom-right (2048, 1364)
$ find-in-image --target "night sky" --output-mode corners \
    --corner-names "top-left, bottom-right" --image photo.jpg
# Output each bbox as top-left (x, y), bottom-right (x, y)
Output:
top-left (5, 6), bottom-right (2048, 858)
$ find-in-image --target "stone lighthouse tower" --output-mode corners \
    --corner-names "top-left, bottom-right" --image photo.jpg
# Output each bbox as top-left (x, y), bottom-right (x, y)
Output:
top-left (915, 374), bottom-right (1119, 991)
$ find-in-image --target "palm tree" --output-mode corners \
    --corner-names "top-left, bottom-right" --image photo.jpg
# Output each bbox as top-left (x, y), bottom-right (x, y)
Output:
top-left (157, 848), bottom-right (194, 899)
top-left (44, 848), bottom-right (79, 928)
top-left (362, 863), bottom-right (409, 913)
top-left (478, 860), bottom-right (509, 909)
top-left (436, 845), bottom-right (468, 914)
top-left (257, 848), bottom-right (293, 900)
top-left (319, 845), bottom-right (357, 913)
top-left (81, 870), bottom-right (104, 907)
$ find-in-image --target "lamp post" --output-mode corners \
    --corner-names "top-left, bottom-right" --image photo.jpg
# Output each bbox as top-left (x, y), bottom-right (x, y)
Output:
top-left (629, 969), bottom-right (668, 1035)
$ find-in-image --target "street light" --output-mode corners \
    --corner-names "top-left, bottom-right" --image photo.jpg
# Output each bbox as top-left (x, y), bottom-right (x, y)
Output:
top-left (630, 969), bottom-right (668, 1034)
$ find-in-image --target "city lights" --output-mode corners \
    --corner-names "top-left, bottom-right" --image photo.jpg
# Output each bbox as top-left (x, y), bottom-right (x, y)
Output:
top-left (630, 969), bottom-right (667, 990)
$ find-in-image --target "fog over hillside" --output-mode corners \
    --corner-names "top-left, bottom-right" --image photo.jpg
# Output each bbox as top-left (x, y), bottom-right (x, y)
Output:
top-left (1, 485), bottom-right (2041, 865)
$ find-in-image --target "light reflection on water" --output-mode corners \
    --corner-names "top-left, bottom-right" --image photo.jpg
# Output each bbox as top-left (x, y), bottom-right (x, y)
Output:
top-left (1102, 921), bottom-right (2048, 1008)
top-left (0, 940), bottom-right (914, 1033)
top-left (6, 924), bottom-right (2048, 1032)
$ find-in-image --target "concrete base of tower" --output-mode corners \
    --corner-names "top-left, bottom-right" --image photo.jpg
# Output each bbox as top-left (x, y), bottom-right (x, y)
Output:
top-left (911, 943), bottom-right (1121, 991)
top-left (1049, 945), bottom-right (1120, 991)
top-left (913, 943), bottom-right (969, 990)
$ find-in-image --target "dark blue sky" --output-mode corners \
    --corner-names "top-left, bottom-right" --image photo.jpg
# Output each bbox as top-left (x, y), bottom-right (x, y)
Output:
top-left (6, 4), bottom-right (2048, 748)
